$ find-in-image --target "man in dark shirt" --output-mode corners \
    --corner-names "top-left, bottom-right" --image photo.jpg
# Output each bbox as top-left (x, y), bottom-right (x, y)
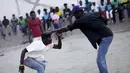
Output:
top-left (63, 3), bottom-right (72, 25)
top-left (2, 16), bottom-right (11, 37)
top-left (49, 6), bottom-right (113, 73)
top-left (63, 3), bottom-right (71, 18)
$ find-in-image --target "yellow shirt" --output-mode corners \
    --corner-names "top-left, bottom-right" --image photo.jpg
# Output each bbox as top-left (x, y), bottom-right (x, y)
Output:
top-left (57, 10), bottom-right (62, 17)
top-left (120, 0), bottom-right (128, 3)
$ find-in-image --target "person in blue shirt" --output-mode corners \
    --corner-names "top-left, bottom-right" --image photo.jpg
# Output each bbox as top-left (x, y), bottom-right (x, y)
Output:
top-left (43, 8), bottom-right (50, 31)
top-left (85, 0), bottom-right (92, 13)
top-left (99, 1), bottom-right (106, 18)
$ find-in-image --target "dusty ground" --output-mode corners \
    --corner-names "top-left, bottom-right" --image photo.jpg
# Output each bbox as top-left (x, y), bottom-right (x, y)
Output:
top-left (0, 20), bottom-right (130, 73)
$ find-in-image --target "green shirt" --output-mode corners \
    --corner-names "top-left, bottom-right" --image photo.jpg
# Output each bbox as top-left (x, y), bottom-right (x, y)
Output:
top-left (111, 0), bottom-right (120, 8)
top-left (19, 19), bottom-right (26, 25)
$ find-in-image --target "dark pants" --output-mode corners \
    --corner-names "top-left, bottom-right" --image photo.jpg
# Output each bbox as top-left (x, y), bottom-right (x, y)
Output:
top-left (43, 19), bottom-right (51, 31)
top-left (112, 8), bottom-right (123, 23)
top-left (127, 5), bottom-right (130, 18)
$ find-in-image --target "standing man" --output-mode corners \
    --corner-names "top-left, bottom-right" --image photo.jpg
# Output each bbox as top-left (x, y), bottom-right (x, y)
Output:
top-left (72, 4), bottom-right (75, 8)
top-left (11, 14), bottom-right (18, 35)
top-left (85, 0), bottom-right (92, 13)
top-left (50, 6), bottom-right (113, 73)
top-left (63, 3), bottom-right (71, 19)
top-left (2, 16), bottom-right (11, 38)
top-left (112, 0), bottom-right (123, 23)
top-left (0, 20), bottom-right (4, 38)
top-left (37, 9), bottom-right (44, 32)
top-left (25, 13), bottom-right (32, 43)
top-left (19, 11), bottom-right (62, 73)
top-left (19, 15), bottom-right (27, 36)
top-left (37, 9), bottom-right (43, 20)
top-left (43, 8), bottom-right (50, 31)
top-left (99, 0), bottom-right (107, 18)
top-left (63, 3), bottom-right (72, 25)
top-left (91, 2), bottom-right (99, 12)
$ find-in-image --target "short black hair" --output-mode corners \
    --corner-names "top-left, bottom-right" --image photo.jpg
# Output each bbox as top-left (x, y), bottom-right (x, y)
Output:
top-left (52, 9), bottom-right (56, 13)
top-left (30, 11), bottom-right (35, 15)
top-left (44, 8), bottom-right (47, 11)
top-left (64, 3), bottom-right (67, 6)
top-left (56, 7), bottom-right (59, 9)
top-left (3, 16), bottom-right (6, 18)
top-left (41, 33), bottom-right (51, 40)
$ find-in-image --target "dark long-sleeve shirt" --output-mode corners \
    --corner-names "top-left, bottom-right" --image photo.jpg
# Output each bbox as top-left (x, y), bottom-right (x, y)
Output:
top-left (67, 12), bottom-right (113, 49)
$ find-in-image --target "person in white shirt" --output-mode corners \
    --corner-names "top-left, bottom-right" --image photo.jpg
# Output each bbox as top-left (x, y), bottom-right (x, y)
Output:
top-left (37, 9), bottom-right (43, 20)
top-left (91, 2), bottom-right (99, 12)
top-left (19, 33), bottom-right (62, 73)
top-left (52, 9), bottom-right (61, 29)
top-left (79, 0), bottom-right (86, 10)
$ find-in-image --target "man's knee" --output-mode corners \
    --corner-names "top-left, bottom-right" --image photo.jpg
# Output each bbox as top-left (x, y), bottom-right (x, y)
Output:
top-left (37, 65), bottom-right (45, 73)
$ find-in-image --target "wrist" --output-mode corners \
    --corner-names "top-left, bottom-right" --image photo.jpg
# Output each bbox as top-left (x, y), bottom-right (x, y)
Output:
top-left (20, 64), bottom-right (24, 66)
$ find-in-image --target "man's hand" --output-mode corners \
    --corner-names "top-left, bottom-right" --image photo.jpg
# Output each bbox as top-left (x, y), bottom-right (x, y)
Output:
top-left (56, 33), bottom-right (62, 38)
top-left (19, 65), bottom-right (24, 73)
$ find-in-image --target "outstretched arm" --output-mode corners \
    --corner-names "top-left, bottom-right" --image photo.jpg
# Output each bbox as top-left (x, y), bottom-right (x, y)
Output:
top-left (47, 27), bottom-right (69, 35)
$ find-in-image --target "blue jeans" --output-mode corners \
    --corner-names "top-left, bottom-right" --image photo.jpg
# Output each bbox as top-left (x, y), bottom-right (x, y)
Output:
top-left (24, 57), bottom-right (46, 73)
top-left (54, 22), bottom-right (61, 29)
top-left (20, 25), bottom-right (27, 35)
top-left (97, 36), bottom-right (113, 73)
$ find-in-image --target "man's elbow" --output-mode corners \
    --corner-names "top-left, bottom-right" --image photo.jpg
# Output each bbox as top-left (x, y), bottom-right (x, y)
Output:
top-left (22, 48), bottom-right (28, 54)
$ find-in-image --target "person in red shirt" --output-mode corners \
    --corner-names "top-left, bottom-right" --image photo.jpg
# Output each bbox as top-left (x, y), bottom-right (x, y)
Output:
top-left (28, 11), bottom-right (43, 38)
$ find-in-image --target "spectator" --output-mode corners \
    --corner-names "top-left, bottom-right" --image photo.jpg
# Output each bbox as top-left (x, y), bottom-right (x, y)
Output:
top-left (99, 1), bottom-right (107, 18)
top-left (63, 3), bottom-right (72, 26)
top-left (25, 13), bottom-right (32, 43)
top-left (91, 2), bottom-right (99, 12)
top-left (11, 14), bottom-right (18, 35)
top-left (0, 20), bottom-right (4, 38)
top-left (37, 9), bottom-right (43, 20)
top-left (55, 7), bottom-right (63, 29)
top-left (49, 7), bottom-right (54, 19)
top-left (106, 0), bottom-right (113, 23)
top-left (25, 13), bottom-right (31, 23)
top-left (120, 0), bottom-right (128, 19)
top-left (85, 0), bottom-right (92, 13)
top-left (55, 7), bottom-right (62, 19)
top-left (52, 9), bottom-right (61, 29)
top-left (49, 7), bottom-right (54, 29)
top-left (79, 0), bottom-right (85, 9)
top-left (72, 4), bottom-right (75, 9)
top-left (19, 15), bottom-right (27, 36)
top-left (112, 0), bottom-right (123, 23)
top-left (126, 0), bottom-right (130, 20)
top-left (63, 3), bottom-right (71, 19)
top-left (52, 9), bottom-right (63, 39)
top-left (2, 16), bottom-right (11, 37)
top-left (43, 8), bottom-right (50, 31)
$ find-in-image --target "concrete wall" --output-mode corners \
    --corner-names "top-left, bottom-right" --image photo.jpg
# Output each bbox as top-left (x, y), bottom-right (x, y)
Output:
top-left (0, 0), bottom-right (101, 20)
